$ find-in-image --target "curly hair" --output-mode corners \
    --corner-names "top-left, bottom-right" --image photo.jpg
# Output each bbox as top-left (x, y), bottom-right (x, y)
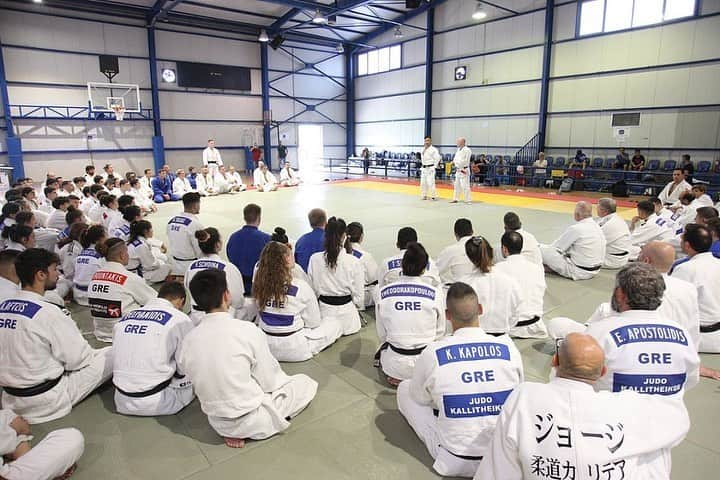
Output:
top-left (252, 241), bottom-right (293, 311)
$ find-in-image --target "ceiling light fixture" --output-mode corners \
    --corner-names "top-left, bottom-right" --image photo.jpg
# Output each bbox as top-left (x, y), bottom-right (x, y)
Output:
top-left (33, 0), bottom-right (43, 3)
top-left (258, 29), bottom-right (269, 42)
top-left (472, 2), bottom-right (487, 20)
top-left (312, 8), bottom-right (328, 24)
top-left (394, 26), bottom-right (403, 38)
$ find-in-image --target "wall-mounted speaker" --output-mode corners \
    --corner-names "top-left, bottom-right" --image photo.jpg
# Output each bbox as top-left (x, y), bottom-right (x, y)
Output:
top-left (270, 35), bottom-right (285, 50)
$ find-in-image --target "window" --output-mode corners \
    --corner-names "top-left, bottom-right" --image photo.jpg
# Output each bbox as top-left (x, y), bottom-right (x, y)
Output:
top-left (356, 44), bottom-right (403, 76)
top-left (578, 0), bottom-right (695, 36)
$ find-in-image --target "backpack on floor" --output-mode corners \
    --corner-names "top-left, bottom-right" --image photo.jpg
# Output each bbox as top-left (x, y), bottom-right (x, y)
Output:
top-left (612, 179), bottom-right (629, 197)
top-left (559, 177), bottom-right (574, 192)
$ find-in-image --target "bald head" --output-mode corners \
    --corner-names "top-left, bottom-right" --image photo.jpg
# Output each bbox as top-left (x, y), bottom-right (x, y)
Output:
top-left (555, 333), bottom-right (606, 384)
top-left (574, 201), bottom-right (593, 221)
top-left (456, 137), bottom-right (466, 148)
top-left (638, 241), bottom-right (676, 274)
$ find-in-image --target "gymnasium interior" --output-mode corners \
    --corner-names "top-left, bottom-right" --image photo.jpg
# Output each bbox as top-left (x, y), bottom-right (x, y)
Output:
top-left (0, 0), bottom-right (719, 479)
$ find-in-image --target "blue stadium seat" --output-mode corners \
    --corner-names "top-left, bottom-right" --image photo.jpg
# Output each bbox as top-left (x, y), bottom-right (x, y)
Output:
top-left (503, 155), bottom-right (511, 164)
top-left (470, 154), bottom-right (476, 162)
top-left (592, 157), bottom-right (603, 168)
top-left (604, 158), bottom-right (614, 169)
top-left (555, 157), bottom-right (566, 168)
top-left (697, 161), bottom-right (710, 173)
top-left (546, 156), bottom-right (554, 167)
top-left (663, 160), bottom-right (676, 171)
top-left (646, 159), bottom-right (660, 171)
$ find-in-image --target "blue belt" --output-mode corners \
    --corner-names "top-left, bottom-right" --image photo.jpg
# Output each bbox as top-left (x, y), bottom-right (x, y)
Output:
top-left (74, 283), bottom-right (88, 291)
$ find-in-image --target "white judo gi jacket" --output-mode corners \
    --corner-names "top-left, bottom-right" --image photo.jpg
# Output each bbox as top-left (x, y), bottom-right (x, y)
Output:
top-left (72, 245), bottom-right (103, 306)
top-left (630, 213), bottom-right (673, 246)
top-left (585, 310), bottom-right (700, 396)
top-left (494, 254), bottom-right (547, 338)
top-left (436, 236), bottom-right (475, 285)
top-left (597, 213), bottom-right (632, 269)
top-left (0, 291), bottom-right (112, 423)
top-left (409, 327), bottom-right (524, 458)
top-left (475, 377), bottom-right (690, 480)
top-left (658, 179), bottom-right (691, 205)
top-left (88, 261), bottom-right (157, 342)
top-left (184, 254), bottom-right (245, 322)
top-left (349, 242), bottom-right (379, 308)
top-left (378, 249), bottom-right (442, 288)
top-left (166, 212), bottom-right (204, 275)
top-left (308, 250), bottom-right (364, 335)
top-left (460, 269), bottom-right (522, 335)
top-left (376, 277), bottom-right (446, 380)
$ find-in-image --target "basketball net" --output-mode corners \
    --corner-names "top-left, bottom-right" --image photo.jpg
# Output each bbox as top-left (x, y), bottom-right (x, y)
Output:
top-left (111, 105), bottom-right (126, 121)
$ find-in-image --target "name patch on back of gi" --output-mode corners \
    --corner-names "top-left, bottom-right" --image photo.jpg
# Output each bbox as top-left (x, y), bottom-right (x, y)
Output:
top-left (436, 342), bottom-right (511, 366)
top-left (352, 249), bottom-right (363, 259)
top-left (89, 298), bottom-right (122, 319)
top-left (612, 372), bottom-right (686, 396)
top-left (286, 285), bottom-right (299, 297)
top-left (442, 389), bottom-right (513, 418)
top-left (168, 216), bottom-right (192, 226)
top-left (190, 260), bottom-right (225, 271)
top-left (0, 300), bottom-right (41, 319)
top-left (92, 271), bottom-right (128, 285)
top-left (610, 324), bottom-right (688, 347)
top-left (260, 311), bottom-right (294, 327)
top-left (120, 309), bottom-right (172, 325)
top-left (380, 284), bottom-right (435, 300)
top-left (79, 248), bottom-right (102, 259)
top-left (387, 258), bottom-right (402, 270)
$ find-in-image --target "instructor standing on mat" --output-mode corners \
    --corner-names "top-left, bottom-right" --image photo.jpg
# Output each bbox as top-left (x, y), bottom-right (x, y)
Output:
top-left (202, 139), bottom-right (223, 177)
top-left (451, 137), bottom-right (472, 204)
top-left (420, 136), bottom-right (441, 201)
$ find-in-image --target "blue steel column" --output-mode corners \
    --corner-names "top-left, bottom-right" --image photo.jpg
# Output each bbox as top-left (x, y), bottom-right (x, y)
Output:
top-left (537, 1), bottom-right (555, 153)
top-left (424, 7), bottom-right (434, 138)
top-left (260, 43), bottom-right (272, 169)
top-left (147, 27), bottom-right (165, 171)
top-left (0, 36), bottom-right (23, 179)
top-left (345, 48), bottom-right (355, 158)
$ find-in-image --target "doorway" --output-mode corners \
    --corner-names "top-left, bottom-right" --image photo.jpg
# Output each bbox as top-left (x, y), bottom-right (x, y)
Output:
top-left (298, 124), bottom-right (324, 182)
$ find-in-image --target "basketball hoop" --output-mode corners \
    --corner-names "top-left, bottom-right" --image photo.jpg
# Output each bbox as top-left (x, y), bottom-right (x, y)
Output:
top-left (111, 104), bottom-right (126, 121)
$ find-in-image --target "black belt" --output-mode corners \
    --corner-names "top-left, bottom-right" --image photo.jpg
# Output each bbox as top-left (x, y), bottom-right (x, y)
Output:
top-left (74, 283), bottom-right (88, 291)
top-left (365, 280), bottom-right (378, 287)
top-left (609, 251), bottom-right (629, 256)
top-left (3, 375), bottom-right (63, 397)
top-left (576, 264), bottom-right (602, 271)
top-left (114, 373), bottom-right (185, 398)
top-left (263, 329), bottom-right (302, 337)
top-left (319, 295), bottom-right (352, 306)
top-left (700, 322), bottom-right (720, 333)
top-left (515, 316), bottom-right (541, 327)
top-left (422, 164), bottom-right (435, 168)
top-left (486, 332), bottom-right (505, 337)
top-left (207, 161), bottom-right (217, 164)
top-left (389, 344), bottom-right (426, 356)
top-left (173, 256), bottom-right (197, 262)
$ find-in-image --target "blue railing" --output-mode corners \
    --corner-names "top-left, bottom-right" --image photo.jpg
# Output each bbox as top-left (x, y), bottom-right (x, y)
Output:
top-left (9, 103), bottom-right (153, 121)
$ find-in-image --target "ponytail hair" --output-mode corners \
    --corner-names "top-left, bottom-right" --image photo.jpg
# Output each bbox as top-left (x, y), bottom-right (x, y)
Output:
top-left (346, 221), bottom-right (364, 243)
top-left (97, 237), bottom-right (125, 260)
top-left (121, 205), bottom-right (142, 222)
top-left (401, 242), bottom-right (429, 277)
top-left (323, 216), bottom-right (347, 270)
top-left (100, 194), bottom-right (117, 208)
top-left (58, 222), bottom-right (88, 249)
top-left (80, 224), bottom-right (106, 248)
top-left (1, 202), bottom-right (21, 225)
top-left (271, 226), bottom-right (289, 244)
top-left (5, 224), bottom-right (34, 244)
top-left (465, 235), bottom-right (494, 273)
top-left (195, 227), bottom-right (221, 254)
top-left (128, 220), bottom-right (152, 245)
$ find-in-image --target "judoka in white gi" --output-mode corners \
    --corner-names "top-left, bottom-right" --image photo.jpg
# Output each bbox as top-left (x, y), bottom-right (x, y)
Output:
top-left (398, 282), bottom-right (524, 478)
top-left (628, 199), bottom-right (674, 259)
top-left (460, 236), bottom-right (522, 335)
top-left (254, 241), bottom-right (342, 362)
top-left (596, 198), bottom-right (632, 269)
top-left (378, 227), bottom-right (441, 288)
top-left (279, 161), bottom-right (301, 187)
top-left (308, 217), bottom-right (364, 336)
top-left (253, 162), bottom-right (279, 192)
top-left (126, 220), bottom-right (172, 284)
top-left (346, 221), bottom-right (379, 308)
top-left (540, 201), bottom-right (606, 280)
top-left (227, 166), bottom-right (247, 191)
top-left (172, 169), bottom-right (195, 197)
top-left (111, 205), bottom-right (141, 242)
top-left (0, 409), bottom-right (83, 480)
top-left (420, 136), bottom-right (441, 200)
top-left (376, 242), bottom-right (445, 385)
top-left (0, 250), bottom-right (21, 299)
top-left (184, 227), bottom-right (247, 324)
top-left (0, 248), bottom-right (113, 424)
top-left (178, 269), bottom-right (318, 448)
top-left (202, 139), bottom-right (223, 177)
top-left (72, 225), bottom-right (107, 306)
top-left (88, 238), bottom-right (157, 342)
top-left (450, 137), bottom-right (472, 204)
top-left (494, 212), bottom-right (542, 266)
top-left (657, 168), bottom-right (691, 206)
top-left (196, 167), bottom-right (218, 196)
top-left (494, 231), bottom-right (548, 338)
top-left (436, 218), bottom-right (475, 285)
top-left (671, 224), bottom-right (720, 353)
top-left (214, 166), bottom-right (242, 194)
top-left (475, 333), bottom-right (690, 480)
top-left (166, 192), bottom-right (204, 275)
top-left (112, 282), bottom-right (195, 416)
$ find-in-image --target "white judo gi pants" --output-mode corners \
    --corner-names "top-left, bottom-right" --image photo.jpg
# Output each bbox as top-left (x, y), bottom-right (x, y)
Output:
top-left (700, 331), bottom-right (720, 353)
top-left (318, 302), bottom-right (361, 336)
top-left (115, 376), bottom-right (194, 416)
top-left (1, 348), bottom-right (113, 424)
top-left (258, 184), bottom-right (276, 192)
top-left (540, 245), bottom-right (599, 280)
top-left (143, 264), bottom-right (172, 284)
top-left (453, 172), bottom-right (471, 202)
top-left (510, 318), bottom-right (549, 339)
top-left (265, 323), bottom-right (343, 363)
top-left (380, 349), bottom-right (422, 381)
top-left (420, 166), bottom-right (437, 198)
top-left (546, 317), bottom-right (586, 340)
top-left (0, 428), bottom-right (84, 480)
top-left (397, 381), bottom-right (481, 478)
top-left (208, 374), bottom-right (318, 440)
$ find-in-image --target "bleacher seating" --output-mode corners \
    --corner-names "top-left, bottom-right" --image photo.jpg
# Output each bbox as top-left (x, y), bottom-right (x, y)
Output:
top-left (646, 159), bottom-right (660, 170)
top-left (592, 157), bottom-right (603, 168)
top-left (663, 160), bottom-right (676, 171)
top-left (697, 161), bottom-right (711, 173)
top-left (603, 158), bottom-right (614, 169)
top-left (555, 157), bottom-right (566, 168)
